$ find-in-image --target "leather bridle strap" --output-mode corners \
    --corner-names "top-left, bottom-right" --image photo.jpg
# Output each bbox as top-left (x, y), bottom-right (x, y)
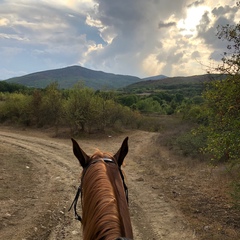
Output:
top-left (68, 184), bottom-right (82, 221)
top-left (119, 165), bottom-right (128, 203)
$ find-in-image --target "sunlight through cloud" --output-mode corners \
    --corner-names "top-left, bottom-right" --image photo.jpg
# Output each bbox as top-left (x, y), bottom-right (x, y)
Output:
top-left (177, 5), bottom-right (210, 36)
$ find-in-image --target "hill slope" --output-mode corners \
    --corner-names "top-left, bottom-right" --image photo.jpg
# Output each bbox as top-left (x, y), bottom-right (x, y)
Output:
top-left (5, 65), bottom-right (142, 90)
top-left (142, 74), bottom-right (168, 81)
top-left (125, 74), bottom-right (227, 91)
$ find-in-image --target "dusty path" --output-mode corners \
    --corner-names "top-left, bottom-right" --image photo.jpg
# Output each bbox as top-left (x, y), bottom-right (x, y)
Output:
top-left (0, 129), bottom-right (196, 239)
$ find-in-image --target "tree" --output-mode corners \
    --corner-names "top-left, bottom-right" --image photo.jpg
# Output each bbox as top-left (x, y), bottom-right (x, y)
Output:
top-left (117, 94), bottom-right (139, 108)
top-left (65, 85), bottom-right (101, 133)
top-left (136, 97), bottom-right (164, 113)
top-left (216, 9), bottom-right (240, 75)
top-left (0, 81), bottom-right (28, 93)
top-left (196, 3), bottom-right (240, 207)
top-left (203, 77), bottom-right (240, 163)
top-left (0, 93), bottom-right (32, 125)
top-left (40, 83), bottom-right (63, 134)
top-left (201, 5), bottom-right (240, 205)
top-left (31, 90), bottom-right (43, 126)
top-left (203, 3), bottom-right (240, 164)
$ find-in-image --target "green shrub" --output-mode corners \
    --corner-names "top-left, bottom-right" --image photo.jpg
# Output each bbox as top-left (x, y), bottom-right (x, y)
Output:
top-left (0, 93), bottom-right (32, 125)
top-left (175, 129), bottom-right (208, 159)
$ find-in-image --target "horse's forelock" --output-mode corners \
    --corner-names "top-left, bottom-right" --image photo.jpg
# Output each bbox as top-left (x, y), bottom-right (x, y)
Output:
top-left (91, 150), bottom-right (113, 160)
top-left (81, 160), bottom-right (122, 240)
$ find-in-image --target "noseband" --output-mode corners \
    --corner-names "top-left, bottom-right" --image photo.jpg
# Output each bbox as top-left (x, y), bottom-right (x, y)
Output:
top-left (69, 158), bottom-right (129, 222)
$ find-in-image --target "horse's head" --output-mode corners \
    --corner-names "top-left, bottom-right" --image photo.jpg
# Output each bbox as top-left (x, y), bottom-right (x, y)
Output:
top-left (71, 137), bottom-right (128, 168)
top-left (70, 137), bottom-right (133, 240)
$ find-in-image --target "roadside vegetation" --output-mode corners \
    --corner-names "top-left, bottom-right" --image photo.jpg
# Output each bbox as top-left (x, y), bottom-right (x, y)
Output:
top-left (0, 82), bottom-right (166, 134)
top-left (179, 16), bottom-right (240, 207)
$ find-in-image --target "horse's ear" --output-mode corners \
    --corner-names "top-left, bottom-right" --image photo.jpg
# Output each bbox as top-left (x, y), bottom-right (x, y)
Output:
top-left (71, 138), bottom-right (89, 168)
top-left (114, 137), bottom-right (129, 167)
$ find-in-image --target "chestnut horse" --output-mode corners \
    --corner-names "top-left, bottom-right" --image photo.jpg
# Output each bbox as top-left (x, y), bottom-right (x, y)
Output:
top-left (69, 137), bottom-right (133, 240)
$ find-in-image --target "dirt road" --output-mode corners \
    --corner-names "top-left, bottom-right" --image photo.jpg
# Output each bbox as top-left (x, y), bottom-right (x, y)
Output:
top-left (0, 128), bottom-right (196, 239)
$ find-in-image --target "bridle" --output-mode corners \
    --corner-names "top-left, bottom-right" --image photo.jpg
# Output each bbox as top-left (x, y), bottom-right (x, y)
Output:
top-left (68, 157), bottom-right (129, 223)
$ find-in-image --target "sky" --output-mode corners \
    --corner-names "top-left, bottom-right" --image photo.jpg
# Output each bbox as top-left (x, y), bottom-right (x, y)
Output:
top-left (0, 0), bottom-right (239, 80)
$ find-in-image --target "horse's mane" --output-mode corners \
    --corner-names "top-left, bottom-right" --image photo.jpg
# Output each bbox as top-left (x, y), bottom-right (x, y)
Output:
top-left (81, 151), bottom-right (122, 240)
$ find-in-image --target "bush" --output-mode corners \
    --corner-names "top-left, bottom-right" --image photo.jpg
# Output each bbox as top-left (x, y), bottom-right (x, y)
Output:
top-left (0, 93), bottom-right (32, 125)
top-left (175, 129), bottom-right (208, 159)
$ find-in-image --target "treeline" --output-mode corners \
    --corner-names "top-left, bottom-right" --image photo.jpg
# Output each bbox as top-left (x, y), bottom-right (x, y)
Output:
top-left (117, 91), bottom-right (203, 115)
top-left (127, 83), bottom-right (204, 97)
top-left (0, 82), bottom-right (165, 134)
top-left (0, 81), bottom-right (29, 93)
top-left (1, 80), bottom-right (203, 116)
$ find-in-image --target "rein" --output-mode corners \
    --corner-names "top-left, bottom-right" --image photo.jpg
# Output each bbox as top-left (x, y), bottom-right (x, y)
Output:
top-left (68, 158), bottom-right (129, 223)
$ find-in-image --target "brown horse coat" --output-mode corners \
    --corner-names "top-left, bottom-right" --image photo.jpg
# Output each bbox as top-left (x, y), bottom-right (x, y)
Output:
top-left (71, 137), bottom-right (133, 240)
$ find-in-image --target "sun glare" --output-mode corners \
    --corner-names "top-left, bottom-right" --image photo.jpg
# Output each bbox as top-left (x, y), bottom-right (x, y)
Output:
top-left (177, 6), bottom-right (210, 36)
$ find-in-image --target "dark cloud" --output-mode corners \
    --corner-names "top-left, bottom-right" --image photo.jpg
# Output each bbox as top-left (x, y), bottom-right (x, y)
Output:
top-left (212, 5), bottom-right (238, 17)
top-left (158, 21), bottom-right (176, 29)
top-left (197, 13), bottom-right (235, 47)
top-left (169, 52), bottom-right (184, 64)
top-left (196, 11), bottom-right (211, 33)
top-left (209, 50), bottom-right (223, 61)
top-left (187, 0), bottom-right (205, 8)
top-left (196, 3), bottom-right (238, 65)
top-left (86, 0), bottom-right (187, 76)
top-left (191, 51), bottom-right (200, 59)
top-left (157, 46), bottom-right (184, 65)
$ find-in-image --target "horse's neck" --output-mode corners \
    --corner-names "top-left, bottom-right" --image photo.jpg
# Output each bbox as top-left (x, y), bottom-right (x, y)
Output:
top-left (81, 163), bottom-right (133, 239)
top-left (82, 164), bottom-right (122, 239)
top-left (108, 169), bottom-right (133, 239)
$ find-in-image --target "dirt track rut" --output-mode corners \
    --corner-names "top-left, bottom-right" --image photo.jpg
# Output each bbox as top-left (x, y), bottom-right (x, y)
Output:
top-left (0, 129), bottom-right (197, 239)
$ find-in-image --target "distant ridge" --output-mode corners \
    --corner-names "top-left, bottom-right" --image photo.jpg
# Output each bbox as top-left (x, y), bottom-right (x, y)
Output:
top-left (5, 65), bottom-right (143, 90)
top-left (4, 66), bottom-right (227, 91)
top-left (142, 74), bottom-right (168, 81)
top-left (126, 74), bottom-right (228, 90)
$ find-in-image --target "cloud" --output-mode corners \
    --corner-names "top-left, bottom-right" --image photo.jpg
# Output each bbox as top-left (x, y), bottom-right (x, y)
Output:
top-left (187, 0), bottom-right (205, 8)
top-left (0, 0), bottom-right (104, 76)
top-left (212, 4), bottom-right (238, 17)
top-left (0, 18), bottom-right (9, 26)
top-left (158, 21), bottom-right (176, 29)
top-left (191, 51), bottom-right (200, 59)
top-left (0, 67), bottom-right (27, 80)
top-left (0, 0), bottom-right (239, 79)
top-left (196, 3), bottom-right (238, 63)
top-left (82, 0), bottom-right (189, 76)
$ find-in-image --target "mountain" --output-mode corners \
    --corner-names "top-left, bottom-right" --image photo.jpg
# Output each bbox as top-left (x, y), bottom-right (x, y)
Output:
top-left (5, 65), bottom-right (143, 90)
top-left (142, 74), bottom-right (168, 81)
top-left (4, 66), bottom-right (227, 91)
